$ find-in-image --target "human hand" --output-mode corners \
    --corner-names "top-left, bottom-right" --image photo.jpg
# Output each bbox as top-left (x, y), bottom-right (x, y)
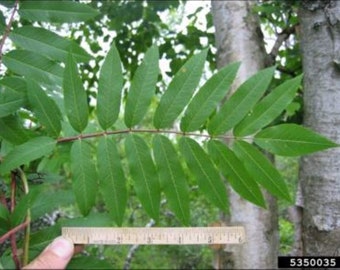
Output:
top-left (23, 236), bottom-right (74, 269)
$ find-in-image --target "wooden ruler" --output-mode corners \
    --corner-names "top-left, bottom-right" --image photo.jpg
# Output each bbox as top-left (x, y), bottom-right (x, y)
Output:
top-left (62, 226), bottom-right (245, 245)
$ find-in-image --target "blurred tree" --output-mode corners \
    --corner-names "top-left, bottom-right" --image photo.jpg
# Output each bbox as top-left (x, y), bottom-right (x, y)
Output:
top-left (211, 1), bottom-right (278, 268)
top-left (299, 0), bottom-right (340, 256)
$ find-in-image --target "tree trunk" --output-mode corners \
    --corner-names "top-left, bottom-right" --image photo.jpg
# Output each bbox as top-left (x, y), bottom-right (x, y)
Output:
top-left (299, 0), bottom-right (340, 256)
top-left (211, 1), bottom-right (279, 269)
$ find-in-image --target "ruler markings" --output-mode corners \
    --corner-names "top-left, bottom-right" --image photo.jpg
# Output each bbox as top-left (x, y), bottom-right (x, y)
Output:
top-left (62, 226), bottom-right (245, 245)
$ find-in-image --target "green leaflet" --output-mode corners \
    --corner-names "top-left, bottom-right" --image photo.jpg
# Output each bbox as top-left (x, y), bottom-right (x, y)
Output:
top-left (97, 137), bottom-right (127, 226)
top-left (124, 46), bottom-right (159, 128)
top-left (234, 74), bottom-right (303, 136)
top-left (10, 26), bottom-right (91, 63)
top-left (97, 44), bottom-right (123, 130)
top-left (19, 1), bottom-right (99, 23)
top-left (71, 140), bottom-right (98, 216)
top-left (0, 136), bottom-right (56, 174)
top-left (10, 189), bottom-right (40, 227)
top-left (125, 134), bottom-right (160, 220)
top-left (0, 116), bottom-right (29, 145)
top-left (180, 62), bottom-right (240, 132)
top-left (207, 140), bottom-right (266, 208)
top-left (208, 66), bottom-right (275, 135)
top-left (63, 53), bottom-right (89, 133)
top-left (154, 49), bottom-right (208, 129)
top-left (3, 50), bottom-right (63, 86)
top-left (30, 188), bottom-right (74, 221)
top-left (0, 203), bottom-right (10, 232)
top-left (27, 79), bottom-right (62, 138)
top-left (152, 135), bottom-right (190, 225)
top-left (254, 124), bottom-right (339, 156)
top-left (0, 77), bottom-right (27, 117)
top-left (179, 137), bottom-right (228, 211)
top-left (233, 140), bottom-right (291, 202)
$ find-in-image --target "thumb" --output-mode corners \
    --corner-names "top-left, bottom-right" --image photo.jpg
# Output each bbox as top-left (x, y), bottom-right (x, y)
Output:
top-left (23, 236), bottom-right (74, 269)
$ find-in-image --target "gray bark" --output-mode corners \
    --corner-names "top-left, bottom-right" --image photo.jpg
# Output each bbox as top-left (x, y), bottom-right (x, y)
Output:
top-left (211, 1), bottom-right (279, 269)
top-left (299, 0), bottom-right (340, 256)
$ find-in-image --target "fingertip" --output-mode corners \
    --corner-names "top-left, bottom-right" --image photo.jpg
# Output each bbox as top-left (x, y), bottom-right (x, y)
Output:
top-left (49, 236), bottom-right (74, 260)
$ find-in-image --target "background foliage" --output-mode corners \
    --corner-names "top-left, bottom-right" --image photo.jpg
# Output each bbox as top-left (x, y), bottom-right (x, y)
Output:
top-left (0, 1), bottom-right (337, 269)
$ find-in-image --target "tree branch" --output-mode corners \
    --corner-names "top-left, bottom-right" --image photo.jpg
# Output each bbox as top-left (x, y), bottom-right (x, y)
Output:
top-left (0, 0), bottom-right (19, 70)
top-left (10, 171), bottom-right (21, 269)
top-left (268, 24), bottom-right (298, 63)
top-left (0, 219), bottom-right (29, 245)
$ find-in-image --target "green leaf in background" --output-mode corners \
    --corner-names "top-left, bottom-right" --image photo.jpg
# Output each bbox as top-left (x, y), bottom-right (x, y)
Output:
top-left (254, 124), bottom-right (339, 156)
top-left (2, 50), bottom-right (63, 86)
top-left (97, 137), bottom-right (127, 226)
top-left (0, 136), bottom-right (56, 173)
top-left (10, 188), bottom-right (40, 227)
top-left (30, 188), bottom-right (74, 221)
top-left (233, 140), bottom-right (291, 201)
top-left (153, 135), bottom-right (190, 225)
top-left (207, 140), bottom-right (266, 208)
top-left (234, 74), bottom-right (303, 136)
top-left (71, 140), bottom-right (98, 216)
top-left (0, 77), bottom-right (27, 117)
top-left (124, 45), bottom-right (159, 128)
top-left (0, 116), bottom-right (29, 145)
top-left (180, 62), bottom-right (240, 132)
top-left (179, 137), bottom-right (228, 211)
top-left (125, 134), bottom-right (160, 220)
top-left (10, 26), bottom-right (91, 63)
top-left (97, 44), bottom-right (123, 130)
top-left (67, 257), bottom-right (113, 270)
top-left (154, 49), bottom-right (208, 129)
top-left (208, 66), bottom-right (275, 135)
top-left (61, 213), bottom-right (113, 227)
top-left (63, 53), bottom-right (89, 133)
top-left (0, 203), bottom-right (9, 221)
top-left (19, 1), bottom-right (99, 23)
top-left (0, 203), bottom-right (9, 232)
top-left (27, 79), bottom-right (62, 138)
